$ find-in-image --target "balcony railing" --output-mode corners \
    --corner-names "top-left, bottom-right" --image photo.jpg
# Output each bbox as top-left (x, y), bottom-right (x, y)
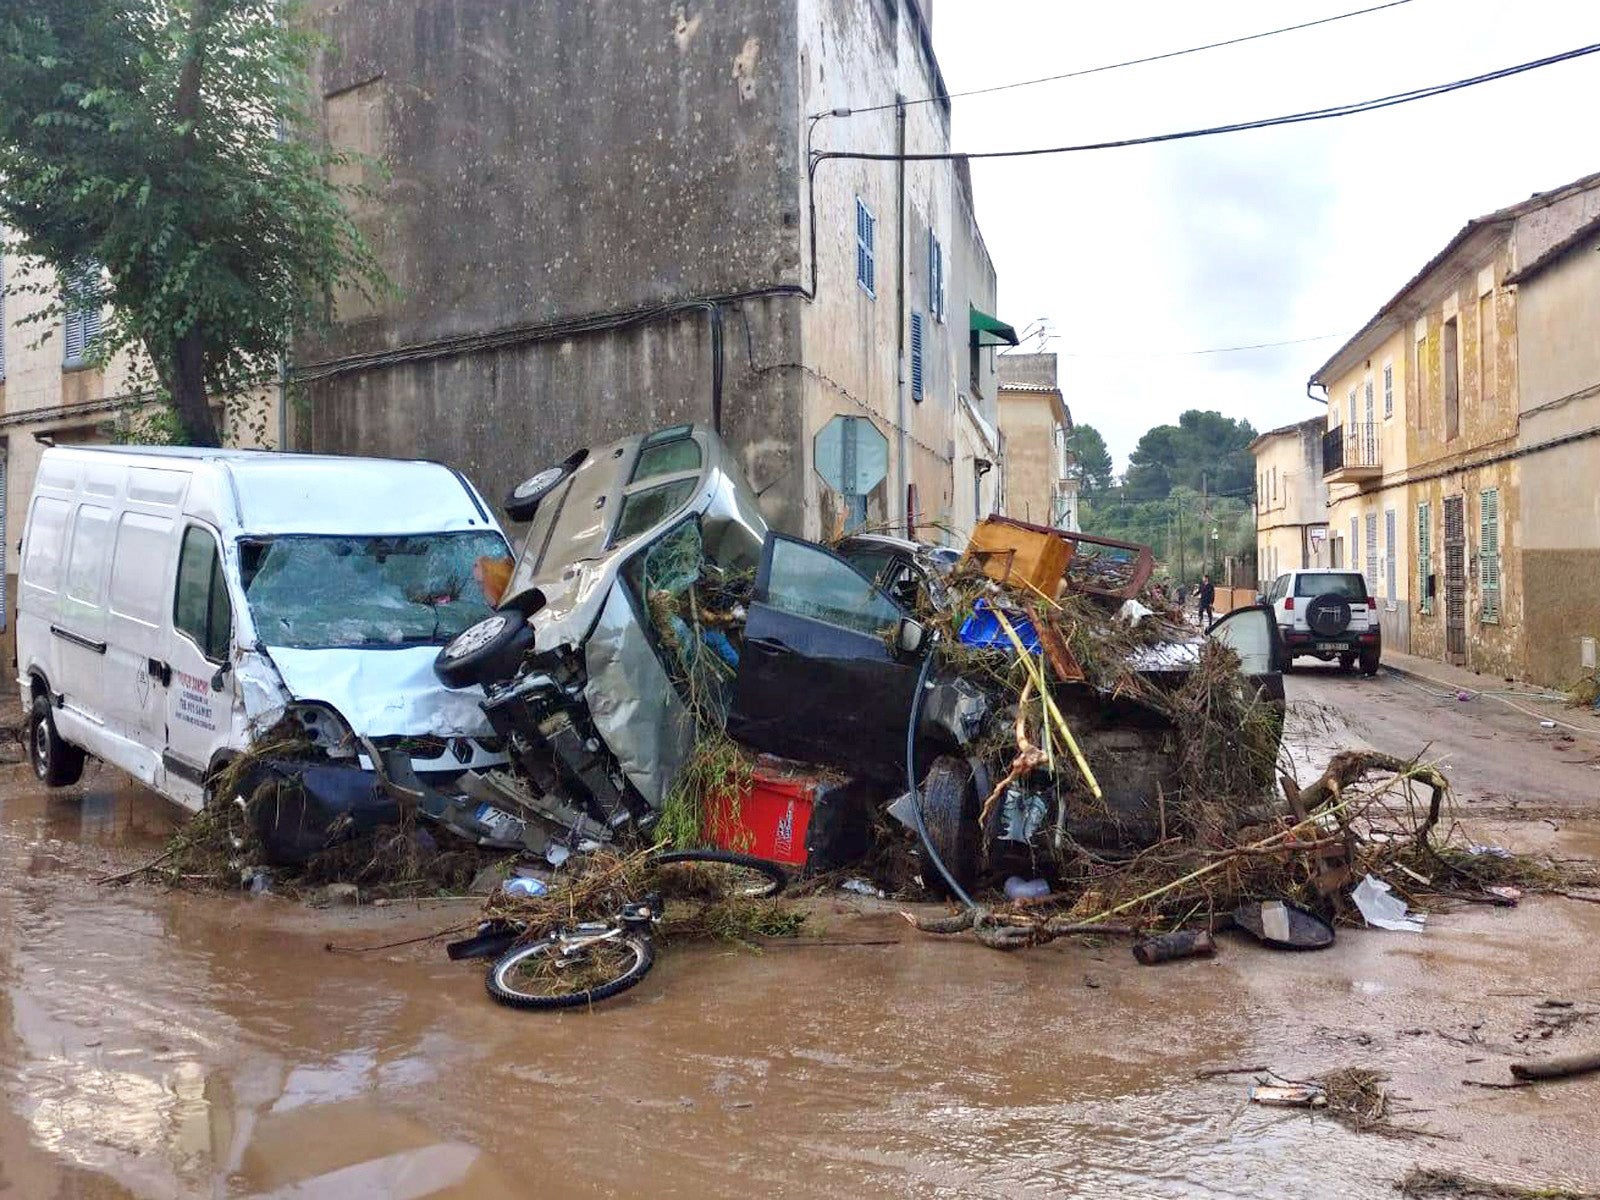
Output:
top-left (1322, 422), bottom-right (1381, 479)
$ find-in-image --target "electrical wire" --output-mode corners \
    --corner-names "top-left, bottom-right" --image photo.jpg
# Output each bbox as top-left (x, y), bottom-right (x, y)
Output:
top-left (832, 0), bottom-right (1419, 116)
top-left (1063, 332), bottom-right (1345, 359)
top-left (811, 42), bottom-right (1600, 166)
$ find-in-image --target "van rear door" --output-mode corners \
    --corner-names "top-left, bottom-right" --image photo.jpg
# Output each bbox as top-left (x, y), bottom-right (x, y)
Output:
top-left (161, 523), bottom-right (237, 807)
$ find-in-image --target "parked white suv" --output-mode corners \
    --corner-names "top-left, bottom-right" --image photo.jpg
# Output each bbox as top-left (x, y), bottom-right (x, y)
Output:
top-left (1259, 569), bottom-right (1381, 674)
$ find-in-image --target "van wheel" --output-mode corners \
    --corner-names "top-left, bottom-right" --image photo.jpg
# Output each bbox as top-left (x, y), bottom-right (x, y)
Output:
top-left (30, 696), bottom-right (86, 787)
top-left (503, 450), bottom-right (585, 523)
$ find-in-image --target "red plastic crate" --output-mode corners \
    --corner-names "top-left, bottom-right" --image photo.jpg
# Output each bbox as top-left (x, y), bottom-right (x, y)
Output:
top-left (704, 768), bottom-right (818, 867)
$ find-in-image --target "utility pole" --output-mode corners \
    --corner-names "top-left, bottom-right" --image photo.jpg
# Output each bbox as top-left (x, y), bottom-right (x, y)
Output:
top-left (1177, 502), bottom-right (1186, 584)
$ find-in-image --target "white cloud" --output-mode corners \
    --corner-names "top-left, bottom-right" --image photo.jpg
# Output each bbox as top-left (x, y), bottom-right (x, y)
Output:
top-left (932, 0), bottom-right (1600, 468)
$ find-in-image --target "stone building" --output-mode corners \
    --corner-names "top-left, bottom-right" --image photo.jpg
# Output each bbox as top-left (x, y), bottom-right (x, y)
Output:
top-left (1248, 417), bottom-right (1329, 584)
top-left (297, 0), bottom-right (1011, 544)
top-left (1307, 170), bottom-right (1600, 683)
top-left (995, 353), bottom-right (1075, 530)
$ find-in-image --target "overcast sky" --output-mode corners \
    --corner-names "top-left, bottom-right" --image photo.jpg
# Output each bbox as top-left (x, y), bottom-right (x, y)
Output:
top-left (929, 0), bottom-right (1599, 471)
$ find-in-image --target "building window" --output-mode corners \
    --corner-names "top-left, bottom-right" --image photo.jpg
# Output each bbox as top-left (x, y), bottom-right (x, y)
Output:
top-left (1479, 487), bottom-right (1500, 623)
top-left (1443, 317), bottom-right (1460, 439)
top-left (927, 230), bottom-right (945, 322)
top-left (1364, 512), bottom-right (1378, 598)
top-left (1382, 363), bottom-right (1393, 419)
top-left (855, 198), bottom-right (876, 297)
top-left (1417, 502), bottom-right (1433, 614)
top-left (62, 262), bottom-right (104, 370)
top-left (1384, 508), bottom-right (1397, 603)
top-left (1346, 388), bottom-right (1357, 430)
top-left (910, 311), bottom-right (925, 402)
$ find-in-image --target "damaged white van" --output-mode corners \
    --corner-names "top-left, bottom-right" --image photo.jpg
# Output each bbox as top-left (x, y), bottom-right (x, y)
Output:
top-left (16, 447), bottom-right (511, 850)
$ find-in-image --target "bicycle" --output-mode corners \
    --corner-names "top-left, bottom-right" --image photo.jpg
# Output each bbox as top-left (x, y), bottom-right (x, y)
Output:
top-left (449, 848), bottom-right (789, 1011)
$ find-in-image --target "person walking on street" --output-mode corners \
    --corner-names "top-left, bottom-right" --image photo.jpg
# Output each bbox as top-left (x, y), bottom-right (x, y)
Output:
top-left (1198, 574), bottom-right (1216, 626)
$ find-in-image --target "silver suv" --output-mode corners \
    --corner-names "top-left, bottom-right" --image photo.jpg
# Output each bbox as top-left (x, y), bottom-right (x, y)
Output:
top-left (1260, 568), bottom-right (1381, 674)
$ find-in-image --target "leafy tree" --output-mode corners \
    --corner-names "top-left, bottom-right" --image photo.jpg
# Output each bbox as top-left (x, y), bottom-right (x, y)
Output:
top-left (1124, 410), bottom-right (1257, 501)
top-left (1067, 423), bottom-right (1114, 494)
top-left (0, 0), bottom-right (385, 445)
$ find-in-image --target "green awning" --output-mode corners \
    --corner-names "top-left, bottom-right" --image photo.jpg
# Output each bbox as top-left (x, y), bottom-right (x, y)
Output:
top-left (969, 305), bottom-right (1019, 348)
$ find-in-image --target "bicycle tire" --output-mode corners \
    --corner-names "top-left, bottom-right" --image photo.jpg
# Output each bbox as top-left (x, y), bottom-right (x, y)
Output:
top-left (650, 849), bottom-right (789, 899)
top-left (485, 928), bottom-right (655, 1011)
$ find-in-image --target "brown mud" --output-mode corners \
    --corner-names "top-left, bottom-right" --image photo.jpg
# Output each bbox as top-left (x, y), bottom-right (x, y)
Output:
top-left (1, 670), bottom-right (1599, 1198)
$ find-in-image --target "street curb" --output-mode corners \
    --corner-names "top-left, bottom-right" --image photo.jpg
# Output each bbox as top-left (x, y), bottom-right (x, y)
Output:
top-left (1380, 659), bottom-right (1600, 741)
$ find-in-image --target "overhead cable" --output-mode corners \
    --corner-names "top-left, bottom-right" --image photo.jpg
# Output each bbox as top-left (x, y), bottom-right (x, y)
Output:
top-left (811, 42), bottom-right (1600, 166)
top-left (830, 0), bottom-right (1420, 117)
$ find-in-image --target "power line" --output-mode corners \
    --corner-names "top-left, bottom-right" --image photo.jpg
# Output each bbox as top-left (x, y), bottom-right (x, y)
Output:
top-left (832, 0), bottom-right (1419, 117)
top-left (1063, 332), bottom-right (1344, 359)
top-left (810, 42), bottom-right (1600, 167)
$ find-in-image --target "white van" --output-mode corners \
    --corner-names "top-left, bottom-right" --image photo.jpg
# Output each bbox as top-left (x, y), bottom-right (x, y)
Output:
top-left (17, 446), bottom-right (511, 826)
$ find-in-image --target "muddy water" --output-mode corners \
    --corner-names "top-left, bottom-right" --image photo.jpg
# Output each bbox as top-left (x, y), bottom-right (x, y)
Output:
top-left (3, 751), bottom-right (1600, 1198)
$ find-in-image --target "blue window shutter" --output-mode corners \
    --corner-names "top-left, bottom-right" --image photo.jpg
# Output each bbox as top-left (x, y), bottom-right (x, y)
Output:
top-left (855, 198), bottom-right (875, 297)
top-left (910, 312), bottom-right (924, 402)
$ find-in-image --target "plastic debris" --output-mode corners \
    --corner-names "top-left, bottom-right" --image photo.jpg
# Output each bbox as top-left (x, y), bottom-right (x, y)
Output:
top-left (958, 599), bottom-right (1040, 653)
top-left (1352, 874), bottom-right (1427, 932)
top-left (1540, 720), bottom-right (1558, 729)
top-left (1457, 691), bottom-right (1473, 702)
top-left (1250, 1083), bottom-right (1327, 1108)
top-left (1466, 843), bottom-right (1514, 859)
top-left (1118, 598), bottom-right (1155, 627)
top-left (1487, 886), bottom-right (1523, 905)
top-left (1004, 876), bottom-right (1051, 901)
top-left (841, 878), bottom-right (885, 898)
top-left (502, 876), bottom-right (549, 898)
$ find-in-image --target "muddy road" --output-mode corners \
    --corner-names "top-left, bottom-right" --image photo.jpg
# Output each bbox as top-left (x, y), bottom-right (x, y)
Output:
top-left (2, 674), bottom-right (1599, 1199)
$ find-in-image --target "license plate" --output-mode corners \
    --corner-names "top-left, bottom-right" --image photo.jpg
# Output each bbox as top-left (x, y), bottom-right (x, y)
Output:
top-left (1315, 642), bottom-right (1345, 652)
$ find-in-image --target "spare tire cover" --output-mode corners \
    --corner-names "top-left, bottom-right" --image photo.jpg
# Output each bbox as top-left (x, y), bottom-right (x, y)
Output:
top-left (1304, 593), bottom-right (1353, 637)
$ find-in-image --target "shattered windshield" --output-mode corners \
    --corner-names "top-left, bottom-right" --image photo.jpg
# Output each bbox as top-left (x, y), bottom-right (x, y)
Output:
top-left (240, 532), bottom-right (511, 649)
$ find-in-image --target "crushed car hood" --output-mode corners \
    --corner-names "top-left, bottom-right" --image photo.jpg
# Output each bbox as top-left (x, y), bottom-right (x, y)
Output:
top-left (264, 646), bottom-right (495, 738)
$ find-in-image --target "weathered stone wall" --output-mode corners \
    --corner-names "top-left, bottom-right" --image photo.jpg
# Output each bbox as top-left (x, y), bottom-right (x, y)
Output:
top-left (298, 0), bottom-right (808, 527)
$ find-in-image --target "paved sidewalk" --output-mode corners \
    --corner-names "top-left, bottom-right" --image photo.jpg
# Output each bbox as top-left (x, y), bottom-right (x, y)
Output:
top-left (1381, 647), bottom-right (1600, 739)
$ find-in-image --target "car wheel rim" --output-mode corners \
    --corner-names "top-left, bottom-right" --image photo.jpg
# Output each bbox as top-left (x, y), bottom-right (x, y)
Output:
top-left (446, 615), bottom-right (508, 659)
top-left (513, 468), bottom-right (563, 500)
top-left (32, 721), bottom-right (48, 776)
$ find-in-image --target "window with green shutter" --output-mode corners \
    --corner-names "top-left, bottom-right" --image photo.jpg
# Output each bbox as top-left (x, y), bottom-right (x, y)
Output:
top-left (1479, 488), bottom-right (1500, 622)
top-left (1417, 502), bottom-right (1432, 614)
top-left (910, 311), bottom-right (924, 402)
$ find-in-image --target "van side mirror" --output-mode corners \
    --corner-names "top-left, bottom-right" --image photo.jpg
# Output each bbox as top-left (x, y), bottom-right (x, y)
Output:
top-left (210, 661), bottom-right (232, 692)
top-left (897, 618), bottom-right (926, 656)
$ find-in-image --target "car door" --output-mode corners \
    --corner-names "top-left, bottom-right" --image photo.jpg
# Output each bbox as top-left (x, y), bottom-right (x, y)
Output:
top-left (728, 533), bottom-right (924, 777)
top-left (162, 523), bottom-right (238, 807)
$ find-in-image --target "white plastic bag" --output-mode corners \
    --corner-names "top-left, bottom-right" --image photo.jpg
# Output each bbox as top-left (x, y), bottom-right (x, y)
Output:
top-left (1352, 874), bottom-right (1426, 933)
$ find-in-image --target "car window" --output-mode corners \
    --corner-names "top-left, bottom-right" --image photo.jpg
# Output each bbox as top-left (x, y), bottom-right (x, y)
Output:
top-left (65, 504), bottom-right (113, 605)
top-left (174, 526), bottom-right (232, 662)
top-left (630, 437), bottom-right (701, 484)
top-left (1272, 576), bottom-right (1289, 602)
top-left (1295, 572), bottom-right (1367, 599)
top-left (836, 544), bottom-right (896, 585)
top-left (764, 537), bottom-right (902, 636)
top-left (613, 478), bottom-right (697, 543)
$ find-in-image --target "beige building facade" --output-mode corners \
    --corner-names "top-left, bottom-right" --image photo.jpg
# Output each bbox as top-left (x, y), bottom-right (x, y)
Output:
top-left (1307, 170), bottom-right (1600, 684)
top-left (996, 353), bottom-right (1076, 531)
top-left (1249, 417), bottom-right (1330, 585)
top-left (0, 248), bottom-right (278, 654)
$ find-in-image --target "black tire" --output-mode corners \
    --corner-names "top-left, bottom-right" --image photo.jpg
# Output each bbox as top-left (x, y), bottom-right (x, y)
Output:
top-left (1304, 593), bottom-right (1354, 638)
top-left (485, 927), bottom-right (655, 1010)
top-left (917, 755), bottom-right (979, 899)
top-left (433, 610), bottom-right (535, 690)
top-left (29, 695), bottom-right (85, 787)
top-left (1360, 648), bottom-right (1381, 676)
top-left (1338, 653), bottom-right (1356, 672)
top-left (503, 450), bottom-right (585, 523)
top-left (650, 848), bottom-right (789, 899)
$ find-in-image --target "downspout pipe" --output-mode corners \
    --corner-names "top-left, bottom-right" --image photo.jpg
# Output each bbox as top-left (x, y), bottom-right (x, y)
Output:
top-left (894, 94), bottom-right (910, 536)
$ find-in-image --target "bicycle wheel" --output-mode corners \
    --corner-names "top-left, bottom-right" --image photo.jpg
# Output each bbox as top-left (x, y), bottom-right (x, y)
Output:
top-left (485, 926), bottom-right (655, 1011)
top-left (650, 849), bottom-right (789, 900)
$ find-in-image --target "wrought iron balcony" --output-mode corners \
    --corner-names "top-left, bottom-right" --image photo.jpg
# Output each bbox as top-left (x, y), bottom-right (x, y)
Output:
top-left (1322, 422), bottom-right (1381, 483)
